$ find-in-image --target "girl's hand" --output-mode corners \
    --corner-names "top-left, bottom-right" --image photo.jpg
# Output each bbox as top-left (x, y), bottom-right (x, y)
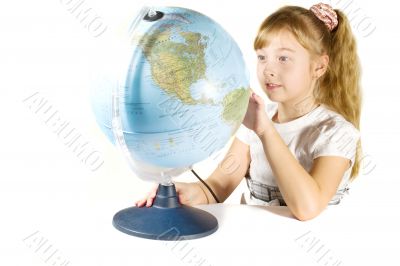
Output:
top-left (135, 184), bottom-right (158, 207)
top-left (134, 182), bottom-right (208, 207)
top-left (242, 91), bottom-right (272, 137)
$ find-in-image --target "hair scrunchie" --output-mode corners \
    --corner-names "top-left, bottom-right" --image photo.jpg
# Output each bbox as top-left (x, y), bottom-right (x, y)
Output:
top-left (310, 3), bottom-right (338, 31)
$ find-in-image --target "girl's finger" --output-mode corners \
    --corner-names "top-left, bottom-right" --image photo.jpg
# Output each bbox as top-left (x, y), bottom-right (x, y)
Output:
top-left (146, 197), bottom-right (154, 207)
top-left (178, 194), bottom-right (185, 204)
top-left (135, 199), bottom-right (146, 207)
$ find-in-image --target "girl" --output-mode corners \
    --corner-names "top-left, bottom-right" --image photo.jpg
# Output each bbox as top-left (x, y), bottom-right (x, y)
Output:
top-left (136, 3), bottom-right (362, 221)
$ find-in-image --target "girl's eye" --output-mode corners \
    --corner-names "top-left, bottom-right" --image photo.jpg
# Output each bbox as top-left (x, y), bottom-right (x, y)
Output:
top-left (257, 55), bottom-right (266, 61)
top-left (279, 56), bottom-right (289, 62)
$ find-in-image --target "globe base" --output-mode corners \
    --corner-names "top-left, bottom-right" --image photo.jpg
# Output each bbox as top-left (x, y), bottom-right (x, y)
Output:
top-left (112, 183), bottom-right (218, 240)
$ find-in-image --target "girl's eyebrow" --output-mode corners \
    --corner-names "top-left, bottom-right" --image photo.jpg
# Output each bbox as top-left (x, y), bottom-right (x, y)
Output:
top-left (256, 47), bottom-right (296, 54)
top-left (277, 47), bottom-right (296, 53)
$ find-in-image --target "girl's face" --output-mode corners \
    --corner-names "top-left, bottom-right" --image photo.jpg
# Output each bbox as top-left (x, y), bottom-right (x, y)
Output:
top-left (256, 30), bottom-right (317, 107)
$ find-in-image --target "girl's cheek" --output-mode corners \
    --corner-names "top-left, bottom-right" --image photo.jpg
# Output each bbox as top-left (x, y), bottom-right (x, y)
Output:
top-left (279, 62), bottom-right (291, 69)
top-left (256, 69), bottom-right (265, 80)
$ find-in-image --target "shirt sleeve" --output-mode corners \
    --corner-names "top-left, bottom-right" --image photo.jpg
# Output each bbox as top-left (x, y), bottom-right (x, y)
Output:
top-left (235, 124), bottom-right (251, 145)
top-left (311, 118), bottom-right (360, 167)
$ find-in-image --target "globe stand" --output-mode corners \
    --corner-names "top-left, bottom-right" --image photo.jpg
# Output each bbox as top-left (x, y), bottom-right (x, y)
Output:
top-left (112, 183), bottom-right (218, 240)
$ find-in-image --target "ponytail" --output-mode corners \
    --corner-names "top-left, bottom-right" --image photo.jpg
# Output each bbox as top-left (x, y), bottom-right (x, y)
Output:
top-left (316, 10), bottom-right (362, 179)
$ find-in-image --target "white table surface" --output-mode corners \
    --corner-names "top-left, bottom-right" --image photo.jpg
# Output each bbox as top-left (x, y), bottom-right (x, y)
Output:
top-left (105, 201), bottom-right (400, 266)
top-left (5, 198), bottom-right (396, 266)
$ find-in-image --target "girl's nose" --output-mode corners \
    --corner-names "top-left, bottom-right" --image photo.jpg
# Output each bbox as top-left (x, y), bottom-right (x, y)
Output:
top-left (263, 64), bottom-right (276, 77)
top-left (263, 68), bottom-right (275, 77)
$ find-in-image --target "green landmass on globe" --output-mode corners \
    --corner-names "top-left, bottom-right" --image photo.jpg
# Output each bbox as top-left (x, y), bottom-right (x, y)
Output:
top-left (139, 29), bottom-right (208, 105)
top-left (222, 87), bottom-right (250, 131)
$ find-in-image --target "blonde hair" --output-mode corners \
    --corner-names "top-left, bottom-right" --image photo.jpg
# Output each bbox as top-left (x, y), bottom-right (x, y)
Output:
top-left (254, 6), bottom-right (362, 179)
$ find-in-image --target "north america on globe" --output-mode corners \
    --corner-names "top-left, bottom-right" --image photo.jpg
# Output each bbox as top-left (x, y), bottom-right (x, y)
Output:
top-left (137, 22), bottom-right (249, 132)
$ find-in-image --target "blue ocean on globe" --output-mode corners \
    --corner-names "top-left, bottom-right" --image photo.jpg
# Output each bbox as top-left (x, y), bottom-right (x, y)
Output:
top-left (91, 6), bottom-right (250, 174)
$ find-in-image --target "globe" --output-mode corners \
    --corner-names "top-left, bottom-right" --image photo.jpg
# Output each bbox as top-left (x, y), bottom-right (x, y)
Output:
top-left (90, 6), bottom-right (250, 240)
top-left (91, 6), bottom-right (250, 184)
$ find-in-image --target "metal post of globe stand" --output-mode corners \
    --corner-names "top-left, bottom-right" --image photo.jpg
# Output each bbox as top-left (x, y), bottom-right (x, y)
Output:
top-left (112, 183), bottom-right (219, 240)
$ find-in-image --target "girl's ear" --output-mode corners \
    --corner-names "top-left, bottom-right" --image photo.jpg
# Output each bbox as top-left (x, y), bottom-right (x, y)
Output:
top-left (313, 54), bottom-right (329, 79)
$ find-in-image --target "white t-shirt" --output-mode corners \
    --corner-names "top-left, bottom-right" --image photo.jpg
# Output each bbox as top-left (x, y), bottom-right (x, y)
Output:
top-left (235, 103), bottom-right (360, 206)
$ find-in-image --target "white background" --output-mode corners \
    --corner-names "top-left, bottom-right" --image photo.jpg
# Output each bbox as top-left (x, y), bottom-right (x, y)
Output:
top-left (1, 0), bottom-right (399, 265)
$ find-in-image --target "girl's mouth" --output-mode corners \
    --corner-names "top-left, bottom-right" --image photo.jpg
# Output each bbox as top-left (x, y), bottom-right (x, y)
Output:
top-left (266, 83), bottom-right (282, 91)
